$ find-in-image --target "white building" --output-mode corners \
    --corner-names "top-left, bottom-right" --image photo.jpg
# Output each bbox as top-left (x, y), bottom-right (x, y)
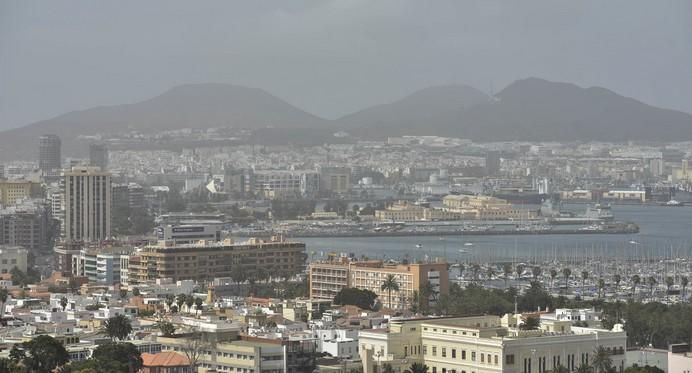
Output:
top-left (0, 246), bottom-right (28, 274)
top-left (62, 167), bottom-right (112, 241)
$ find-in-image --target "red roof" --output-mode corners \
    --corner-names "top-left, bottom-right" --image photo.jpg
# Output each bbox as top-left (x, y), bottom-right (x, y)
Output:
top-left (142, 352), bottom-right (189, 367)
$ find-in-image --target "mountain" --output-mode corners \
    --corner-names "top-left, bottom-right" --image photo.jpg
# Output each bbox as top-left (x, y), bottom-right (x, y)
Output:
top-left (338, 78), bottom-right (692, 142)
top-left (335, 85), bottom-right (490, 136)
top-left (0, 83), bottom-right (326, 159)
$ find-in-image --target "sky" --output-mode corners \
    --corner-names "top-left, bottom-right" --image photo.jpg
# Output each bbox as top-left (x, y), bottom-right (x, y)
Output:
top-left (1, 0), bottom-right (691, 129)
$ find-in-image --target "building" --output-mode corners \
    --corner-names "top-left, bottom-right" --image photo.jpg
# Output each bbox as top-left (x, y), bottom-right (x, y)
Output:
top-left (0, 180), bottom-right (40, 206)
top-left (88, 143), bottom-right (108, 170)
top-left (39, 134), bottom-right (62, 175)
top-left (55, 244), bottom-right (135, 284)
top-left (485, 151), bottom-right (501, 176)
top-left (128, 237), bottom-right (306, 283)
top-left (224, 167), bottom-right (254, 197)
top-left (63, 167), bottom-right (112, 241)
top-left (156, 223), bottom-right (223, 245)
top-left (359, 315), bottom-right (627, 373)
top-left (253, 170), bottom-right (320, 199)
top-left (319, 166), bottom-right (351, 195)
top-left (0, 246), bottom-right (28, 274)
top-left (141, 351), bottom-right (190, 373)
top-left (442, 195), bottom-right (537, 220)
top-left (308, 257), bottom-right (449, 310)
top-left (601, 190), bottom-right (646, 202)
top-left (374, 201), bottom-right (461, 222)
top-left (0, 200), bottom-right (55, 253)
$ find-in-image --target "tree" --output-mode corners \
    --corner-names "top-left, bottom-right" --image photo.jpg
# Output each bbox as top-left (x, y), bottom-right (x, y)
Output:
top-left (631, 275), bottom-right (641, 299)
top-left (682, 276), bottom-right (689, 299)
top-left (520, 316), bottom-right (541, 330)
top-left (647, 276), bottom-right (657, 296)
top-left (486, 266), bottom-right (496, 280)
top-left (165, 294), bottom-right (175, 311)
top-left (156, 321), bottom-right (176, 337)
top-left (665, 276), bottom-right (674, 298)
top-left (591, 346), bottom-right (613, 373)
top-left (60, 296), bottom-right (68, 311)
top-left (381, 274), bottom-right (400, 309)
top-left (333, 288), bottom-right (378, 310)
top-left (576, 363), bottom-right (593, 373)
top-left (90, 342), bottom-right (143, 373)
top-left (532, 266), bottom-right (541, 280)
top-left (180, 332), bottom-right (209, 373)
top-left (119, 289), bottom-right (128, 299)
top-left (472, 263), bottom-right (482, 281)
top-left (132, 287), bottom-right (140, 297)
top-left (404, 362), bottom-right (429, 373)
top-left (185, 295), bottom-right (195, 313)
top-left (613, 274), bottom-right (622, 290)
top-left (0, 288), bottom-right (9, 315)
top-left (503, 264), bottom-right (512, 288)
top-left (176, 294), bottom-right (186, 310)
top-left (382, 363), bottom-right (396, 373)
top-left (516, 264), bottom-right (525, 279)
top-left (623, 365), bottom-right (665, 373)
top-left (104, 314), bottom-right (133, 341)
top-left (194, 297), bottom-right (204, 314)
top-left (10, 335), bottom-right (69, 373)
top-left (550, 269), bottom-right (558, 288)
top-left (598, 279), bottom-right (606, 299)
top-left (562, 268), bottom-right (572, 287)
top-left (581, 271), bottom-right (589, 293)
top-left (552, 364), bottom-right (570, 373)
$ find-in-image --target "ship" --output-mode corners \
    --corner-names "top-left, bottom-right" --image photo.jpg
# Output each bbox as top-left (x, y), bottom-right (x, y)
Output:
top-left (543, 200), bottom-right (615, 225)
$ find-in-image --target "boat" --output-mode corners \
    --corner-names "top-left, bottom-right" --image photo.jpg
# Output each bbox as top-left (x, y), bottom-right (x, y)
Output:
top-left (660, 200), bottom-right (684, 207)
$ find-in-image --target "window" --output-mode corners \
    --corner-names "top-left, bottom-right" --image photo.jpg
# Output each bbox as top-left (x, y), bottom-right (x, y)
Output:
top-left (423, 345), bottom-right (428, 355)
top-left (495, 355), bottom-right (499, 365)
top-left (506, 354), bottom-right (515, 365)
top-left (432, 346), bottom-right (437, 356)
top-left (404, 346), bottom-right (408, 356)
top-left (481, 353), bottom-right (484, 363)
top-left (471, 352), bottom-right (476, 361)
top-left (452, 349), bottom-right (457, 358)
top-left (442, 348), bottom-right (446, 358)
top-left (462, 350), bottom-right (466, 360)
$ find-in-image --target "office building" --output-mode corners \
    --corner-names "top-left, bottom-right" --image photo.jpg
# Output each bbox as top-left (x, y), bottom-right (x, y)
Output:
top-left (485, 150), bottom-right (501, 176)
top-left (128, 237), bottom-right (306, 283)
top-left (319, 166), bottom-right (351, 195)
top-left (308, 257), bottom-right (449, 310)
top-left (359, 314), bottom-right (627, 373)
top-left (224, 167), bottom-right (254, 197)
top-left (0, 246), bottom-right (28, 274)
top-left (156, 223), bottom-right (223, 245)
top-left (88, 143), bottom-right (108, 170)
top-left (39, 134), bottom-right (62, 175)
top-left (0, 179), bottom-right (39, 206)
top-left (0, 200), bottom-right (55, 253)
top-left (253, 170), bottom-right (320, 199)
top-left (63, 167), bottom-right (112, 242)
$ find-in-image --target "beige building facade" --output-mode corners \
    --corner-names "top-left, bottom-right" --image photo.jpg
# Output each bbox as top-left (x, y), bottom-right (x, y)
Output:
top-left (62, 167), bottom-right (112, 241)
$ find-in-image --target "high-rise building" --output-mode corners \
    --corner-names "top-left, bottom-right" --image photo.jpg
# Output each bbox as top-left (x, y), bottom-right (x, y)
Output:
top-left (318, 166), bottom-right (351, 195)
top-left (0, 200), bottom-right (55, 253)
top-left (63, 167), bottom-right (112, 242)
top-left (485, 150), bottom-right (501, 176)
top-left (88, 143), bottom-right (108, 170)
top-left (39, 134), bottom-right (62, 175)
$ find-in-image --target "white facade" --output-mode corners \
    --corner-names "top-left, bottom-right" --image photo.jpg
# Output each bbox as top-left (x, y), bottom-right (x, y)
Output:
top-left (63, 167), bottom-right (112, 242)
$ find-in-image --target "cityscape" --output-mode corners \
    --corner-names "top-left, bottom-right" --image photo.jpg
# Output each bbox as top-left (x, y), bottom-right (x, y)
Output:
top-left (1, 2), bottom-right (692, 373)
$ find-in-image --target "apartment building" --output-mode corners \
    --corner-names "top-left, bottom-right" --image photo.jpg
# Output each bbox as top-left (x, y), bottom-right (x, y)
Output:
top-left (319, 166), bottom-right (352, 195)
top-left (0, 246), bottom-right (28, 274)
top-left (0, 200), bottom-right (55, 252)
top-left (308, 257), bottom-right (449, 310)
top-left (62, 166), bottom-right (112, 242)
top-left (359, 315), bottom-right (627, 373)
top-left (253, 170), bottom-right (320, 199)
top-left (128, 237), bottom-right (306, 283)
top-left (0, 179), bottom-right (39, 206)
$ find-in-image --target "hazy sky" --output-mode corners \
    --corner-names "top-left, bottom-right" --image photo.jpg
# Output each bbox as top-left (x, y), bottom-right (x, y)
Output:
top-left (1, 0), bottom-right (691, 129)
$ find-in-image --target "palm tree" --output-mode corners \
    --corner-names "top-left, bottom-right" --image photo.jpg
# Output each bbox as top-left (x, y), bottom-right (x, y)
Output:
top-left (382, 363), bottom-right (396, 373)
top-left (165, 294), bottom-right (175, 312)
top-left (185, 294), bottom-right (195, 313)
top-left (532, 266), bottom-right (542, 280)
top-left (487, 267), bottom-right (496, 281)
top-left (591, 346), bottom-right (612, 373)
top-left (404, 362), bottom-right (429, 373)
top-left (681, 276), bottom-right (689, 299)
top-left (0, 288), bottom-right (8, 316)
top-left (552, 364), bottom-right (569, 373)
top-left (581, 270), bottom-right (589, 293)
top-left (647, 276), bottom-right (657, 296)
top-left (613, 274), bottom-right (621, 290)
top-left (550, 269), bottom-right (558, 289)
top-left (472, 263), bottom-right (481, 282)
top-left (597, 279), bottom-right (605, 299)
top-left (503, 263), bottom-right (512, 288)
top-left (104, 314), bottom-right (133, 341)
top-left (381, 274), bottom-right (400, 309)
top-left (516, 264), bottom-right (525, 279)
top-left (631, 275), bottom-right (641, 299)
top-left (665, 276), bottom-right (674, 299)
top-left (562, 268), bottom-right (572, 288)
top-left (60, 296), bottom-right (68, 311)
top-left (458, 263), bottom-right (465, 279)
top-left (575, 363), bottom-right (593, 373)
top-left (176, 294), bottom-right (186, 310)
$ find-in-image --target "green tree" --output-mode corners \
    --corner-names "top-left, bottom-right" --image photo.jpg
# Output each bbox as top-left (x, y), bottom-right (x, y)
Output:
top-left (132, 287), bottom-right (140, 297)
top-left (550, 269), bottom-right (558, 288)
top-left (194, 297), bottom-right (204, 314)
top-left (591, 346), bottom-right (613, 373)
top-left (520, 316), bottom-right (541, 330)
top-left (381, 274), bottom-right (400, 309)
top-left (60, 296), bottom-right (68, 311)
top-left (156, 321), bottom-right (176, 337)
top-left (503, 264), bottom-right (512, 288)
top-left (404, 362), bottom-right (429, 373)
top-left (0, 288), bottom-right (9, 315)
top-left (581, 271), bottom-right (589, 292)
top-left (631, 275), bottom-right (641, 299)
top-left (382, 363), bottom-right (396, 373)
top-left (10, 335), bottom-right (69, 373)
top-left (104, 314), bottom-right (133, 341)
top-left (665, 276), bottom-right (674, 298)
top-left (185, 294), bottom-right (195, 313)
top-left (682, 276), bottom-right (689, 299)
top-left (532, 266), bottom-right (542, 280)
top-left (516, 264), bottom-right (525, 279)
top-left (90, 342), bottom-right (143, 373)
top-left (552, 364), bottom-right (570, 373)
top-left (562, 268), bottom-right (572, 287)
top-left (647, 276), bottom-right (657, 296)
top-left (613, 274), bottom-right (622, 290)
top-left (333, 288), bottom-right (378, 310)
top-left (119, 289), bottom-right (128, 299)
top-left (176, 293), bottom-right (186, 310)
top-left (598, 279), bottom-right (606, 299)
top-left (165, 294), bottom-right (175, 311)
top-left (576, 363), bottom-right (593, 373)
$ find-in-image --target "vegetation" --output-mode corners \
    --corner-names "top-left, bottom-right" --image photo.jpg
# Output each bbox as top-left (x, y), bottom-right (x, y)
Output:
top-left (10, 267), bottom-right (41, 287)
top-left (333, 288), bottom-right (378, 310)
top-left (104, 314), bottom-right (133, 341)
top-left (9, 335), bottom-right (69, 373)
top-left (381, 274), bottom-right (400, 309)
top-left (404, 362), bottom-right (429, 373)
top-left (65, 342), bottom-right (143, 373)
top-left (520, 316), bottom-right (540, 330)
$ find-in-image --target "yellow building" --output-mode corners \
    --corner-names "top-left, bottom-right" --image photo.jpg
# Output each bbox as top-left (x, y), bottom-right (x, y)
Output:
top-left (128, 237), bottom-right (306, 283)
top-left (375, 201), bottom-right (462, 222)
top-left (0, 180), bottom-right (37, 206)
top-left (359, 315), bottom-right (627, 373)
top-left (442, 195), bottom-right (536, 220)
top-left (308, 257), bottom-right (449, 310)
